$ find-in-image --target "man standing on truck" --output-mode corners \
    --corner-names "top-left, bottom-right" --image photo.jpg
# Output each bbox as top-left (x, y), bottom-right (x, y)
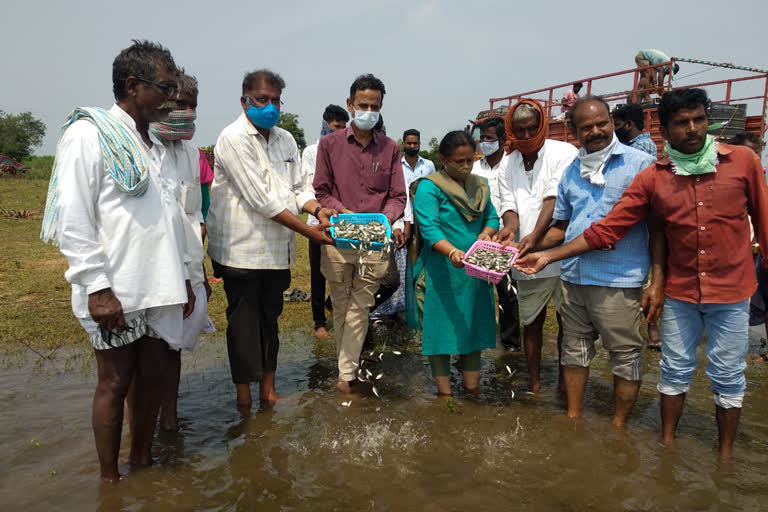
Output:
top-left (560, 82), bottom-right (583, 114)
top-left (634, 49), bottom-right (680, 102)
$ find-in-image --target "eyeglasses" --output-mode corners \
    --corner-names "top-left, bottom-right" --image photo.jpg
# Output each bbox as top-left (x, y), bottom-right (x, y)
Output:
top-left (246, 95), bottom-right (283, 108)
top-left (134, 77), bottom-right (179, 98)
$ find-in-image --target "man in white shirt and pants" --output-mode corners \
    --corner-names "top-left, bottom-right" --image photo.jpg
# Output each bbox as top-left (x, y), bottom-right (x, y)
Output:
top-left (496, 100), bottom-right (577, 393)
top-left (207, 70), bottom-right (335, 409)
top-left (471, 117), bottom-right (521, 352)
top-left (42, 40), bottom-right (195, 481)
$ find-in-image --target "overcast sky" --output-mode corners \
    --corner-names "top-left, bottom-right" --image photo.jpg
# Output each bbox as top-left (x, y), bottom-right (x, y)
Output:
top-left (3, 0), bottom-right (768, 156)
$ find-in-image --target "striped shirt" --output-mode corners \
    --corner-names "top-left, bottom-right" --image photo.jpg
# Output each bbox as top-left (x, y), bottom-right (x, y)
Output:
top-left (207, 114), bottom-right (314, 270)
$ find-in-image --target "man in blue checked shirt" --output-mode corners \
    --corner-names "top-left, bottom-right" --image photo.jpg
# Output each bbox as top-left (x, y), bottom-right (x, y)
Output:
top-left (612, 103), bottom-right (658, 158)
top-left (531, 96), bottom-right (661, 429)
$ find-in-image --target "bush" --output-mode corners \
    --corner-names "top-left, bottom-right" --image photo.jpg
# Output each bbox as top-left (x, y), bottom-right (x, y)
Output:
top-left (21, 155), bottom-right (54, 180)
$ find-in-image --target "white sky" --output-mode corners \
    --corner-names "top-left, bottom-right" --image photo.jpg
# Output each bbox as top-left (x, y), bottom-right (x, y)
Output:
top-left (3, 0), bottom-right (768, 155)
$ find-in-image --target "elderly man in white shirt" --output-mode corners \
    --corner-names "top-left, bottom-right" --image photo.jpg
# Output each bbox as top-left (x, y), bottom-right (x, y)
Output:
top-left (40, 41), bottom-right (194, 482)
top-left (496, 99), bottom-right (578, 393)
top-left (471, 116), bottom-right (521, 352)
top-left (207, 70), bottom-right (335, 409)
top-left (301, 104), bottom-right (349, 340)
top-left (149, 71), bottom-right (213, 432)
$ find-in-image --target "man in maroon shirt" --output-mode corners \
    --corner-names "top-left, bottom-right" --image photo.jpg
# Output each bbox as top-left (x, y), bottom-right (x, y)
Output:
top-left (514, 88), bottom-right (768, 458)
top-left (313, 74), bottom-right (407, 393)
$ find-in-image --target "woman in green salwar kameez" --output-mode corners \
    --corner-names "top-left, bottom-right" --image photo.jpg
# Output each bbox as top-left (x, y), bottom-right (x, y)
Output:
top-left (406, 131), bottom-right (499, 396)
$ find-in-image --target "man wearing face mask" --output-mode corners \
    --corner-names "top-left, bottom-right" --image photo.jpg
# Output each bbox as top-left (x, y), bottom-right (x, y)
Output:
top-left (471, 117), bottom-right (521, 353)
top-left (512, 97), bottom-right (658, 429)
top-left (494, 101), bottom-right (577, 392)
top-left (313, 73), bottom-right (407, 394)
top-left (148, 71), bottom-right (212, 431)
top-left (612, 103), bottom-right (657, 158)
top-left (207, 69), bottom-right (336, 409)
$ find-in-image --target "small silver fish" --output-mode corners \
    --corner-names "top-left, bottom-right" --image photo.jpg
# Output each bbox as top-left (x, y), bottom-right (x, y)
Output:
top-left (392, 350), bottom-right (402, 356)
top-left (506, 365), bottom-right (512, 376)
top-left (372, 387), bottom-right (380, 398)
top-left (510, 390), bottom-right (515, 399)
top-left (375, 373), bottom-right (383, 380)
top-left (378, 353), bottom-right (384, 361)
top-left (342, 401), bottom-right (352, 407)
top-left (366, 369), bottom-right (372, 378)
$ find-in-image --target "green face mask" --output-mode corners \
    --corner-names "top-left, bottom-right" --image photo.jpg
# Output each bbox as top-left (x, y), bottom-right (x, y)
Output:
top-left (444, 162), bottom-right (473, 181)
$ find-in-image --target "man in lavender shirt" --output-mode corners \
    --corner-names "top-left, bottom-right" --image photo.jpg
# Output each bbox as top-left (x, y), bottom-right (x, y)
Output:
top-left (313, 74), bottom-right (407, 393)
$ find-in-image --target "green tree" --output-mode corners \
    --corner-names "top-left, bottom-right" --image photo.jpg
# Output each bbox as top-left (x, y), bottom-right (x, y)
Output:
top-left (419, 137), bottom-right (442, 171)
top-left (276, 112), bottom-right (307, 152)
top-left (0, 110), bottom-right (46, 161)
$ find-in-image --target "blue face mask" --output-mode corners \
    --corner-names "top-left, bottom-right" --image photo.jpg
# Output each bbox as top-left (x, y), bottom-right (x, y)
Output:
top-left (245, 99), bottom-right (280, 129)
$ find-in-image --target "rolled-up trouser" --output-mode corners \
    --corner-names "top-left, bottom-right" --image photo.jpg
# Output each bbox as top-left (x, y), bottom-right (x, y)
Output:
top-left (559, 280), bottom-right (644, 381)
top-left (321, 245), bottom-right (389, 381)
top-left (212, 261), bottom-right (290, 384)
top-left (657, 296), bottom-right (749, 409)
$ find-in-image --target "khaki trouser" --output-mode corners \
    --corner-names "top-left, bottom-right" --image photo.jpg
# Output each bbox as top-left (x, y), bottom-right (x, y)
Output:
top-left (321, 245), bottom-right (389, 381)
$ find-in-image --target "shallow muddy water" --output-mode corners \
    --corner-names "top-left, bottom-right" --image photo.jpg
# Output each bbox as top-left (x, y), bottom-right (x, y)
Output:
top-left (2, 331), bottom-right (768, 511)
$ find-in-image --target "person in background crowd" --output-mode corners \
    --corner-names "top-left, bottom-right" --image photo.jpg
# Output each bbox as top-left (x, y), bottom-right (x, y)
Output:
top-left (408, 131), bottom-right (499, 396)
top-left (40, 40), bottom-right (195, 481)
top-left (732, 131), bottom-right (768, 364)
top-left (472, 116), bottom-right (521, 353)
top-left (199, 149), bottom-right (214, 225)
top-left (612, 103), bottom-right (662, 350)
top-left (560, 82), bottom-right (583, 114)
top-left (313, 74), bottom-right (407, 393)
top-left (495, 100), bottom-right (577, 392)
top-left (302, 104), bottom-right (349, 340)
top-left (612, 103), bottom-right (658, 157)
top-left (514, 96), bottom-right (658, 429)
top-left (207, 69), bottom-right (336, 408)
top-left (517, 88), bottom-right (768, 458)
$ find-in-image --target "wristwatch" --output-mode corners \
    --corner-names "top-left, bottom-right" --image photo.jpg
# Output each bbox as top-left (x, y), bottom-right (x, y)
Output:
top-left (314, 205), bottom-right (323, 217)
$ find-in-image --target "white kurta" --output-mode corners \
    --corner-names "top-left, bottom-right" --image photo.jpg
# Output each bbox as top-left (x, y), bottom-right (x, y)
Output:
top-left (55, 105), bottom-right (191, 342)
top-left (499, 139), bottom-right (577, 280)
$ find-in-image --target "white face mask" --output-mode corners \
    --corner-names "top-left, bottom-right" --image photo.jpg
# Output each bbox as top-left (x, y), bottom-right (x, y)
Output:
top-left (479, 140), bottom-right (499, 156)
top-left (353, 110), bottom-right (380, 131)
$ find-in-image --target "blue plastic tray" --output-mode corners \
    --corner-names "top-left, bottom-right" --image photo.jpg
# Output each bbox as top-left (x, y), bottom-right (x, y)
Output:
top-left (330, 213), bottom-right (392, 250)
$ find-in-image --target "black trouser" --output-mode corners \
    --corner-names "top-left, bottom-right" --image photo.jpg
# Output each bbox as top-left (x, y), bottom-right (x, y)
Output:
top-left (363, 251), bottom-right (401, 350)
top-left (212, 261), bottom-right (290, 383)
top-left (496, 276), bottom-right (521, 350)
top-left (308, 240), bottom-right (327, 328)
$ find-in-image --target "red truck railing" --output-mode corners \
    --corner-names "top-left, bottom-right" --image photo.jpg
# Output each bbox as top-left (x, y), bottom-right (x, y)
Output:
top-left (481, 59), bottom-right (768, 150)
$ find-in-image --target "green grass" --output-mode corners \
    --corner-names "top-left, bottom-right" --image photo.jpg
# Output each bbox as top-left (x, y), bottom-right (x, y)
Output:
top-left (0, 176), bottom-right (316, 352)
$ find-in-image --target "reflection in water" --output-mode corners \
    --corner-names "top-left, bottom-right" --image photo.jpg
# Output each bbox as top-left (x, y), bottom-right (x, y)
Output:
top-left (2, 331), bottom-right (768, 510)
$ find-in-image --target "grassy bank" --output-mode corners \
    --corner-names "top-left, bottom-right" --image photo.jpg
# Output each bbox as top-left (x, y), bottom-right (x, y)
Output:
top-left (0, 176), bottom-right (316, 353)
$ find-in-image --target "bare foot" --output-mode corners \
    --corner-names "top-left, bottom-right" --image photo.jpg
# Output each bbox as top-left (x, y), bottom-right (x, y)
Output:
top-left (314, 326), bottom-right (331, 339)
top-left (611, 418), bottom-right (628, 432)
top-left (529, 380), bottom-right (541, 394)
top-left (337, 380), bottom-right (363, 395)
top-left (259, 390), bottom-right (280, 403)
top-left (159, 418), bottom-right (179, 432)
top-left (100, 472), bottom-right (123, 483)
top-left (236, 383), bottom-right (252, 409)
